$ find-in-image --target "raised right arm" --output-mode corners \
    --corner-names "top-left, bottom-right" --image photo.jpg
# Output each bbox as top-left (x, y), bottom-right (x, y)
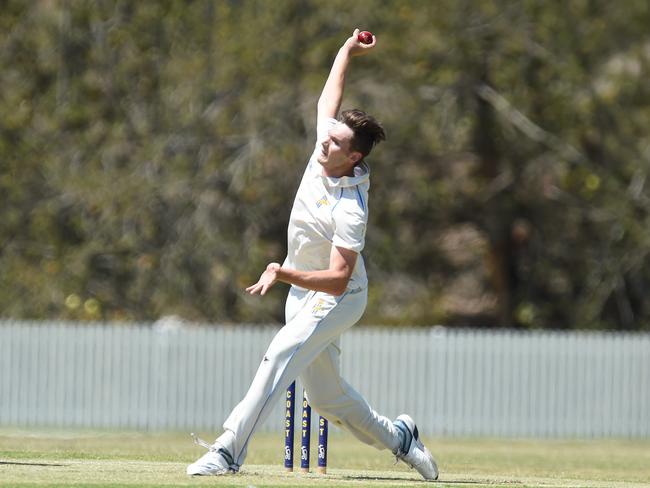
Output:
top-left (317, 29), bottom-right (376, 120)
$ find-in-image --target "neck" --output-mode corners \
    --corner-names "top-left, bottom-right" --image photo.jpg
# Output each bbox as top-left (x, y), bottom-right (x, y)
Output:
top-left (322, 167), bottom-right (354, 178)
top-left (322, 161), bottom-right (360, 178)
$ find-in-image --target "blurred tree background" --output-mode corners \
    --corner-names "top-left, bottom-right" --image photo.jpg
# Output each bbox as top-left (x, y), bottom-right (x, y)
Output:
top-left (1, 0), bottom-right (649, 329)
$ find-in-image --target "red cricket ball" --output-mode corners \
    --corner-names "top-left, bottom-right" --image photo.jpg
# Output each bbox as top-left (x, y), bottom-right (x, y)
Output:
top-left (357, 31), bottom-right (373, 44)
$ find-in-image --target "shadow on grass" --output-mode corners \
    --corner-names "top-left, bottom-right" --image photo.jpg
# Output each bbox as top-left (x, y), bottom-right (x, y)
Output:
top-left (0, 461), bottom-right (66, 467)
top-left (343, 475), bottom-right (479, 483)
top-left (344, 475), bottom-right (525, 485)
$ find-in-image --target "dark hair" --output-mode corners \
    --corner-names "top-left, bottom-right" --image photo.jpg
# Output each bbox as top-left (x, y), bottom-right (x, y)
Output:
top-left (339, 109), bottom-right (386, 160)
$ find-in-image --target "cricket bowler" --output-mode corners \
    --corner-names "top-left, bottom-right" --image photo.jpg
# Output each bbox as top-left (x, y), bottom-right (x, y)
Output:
top-left (187, 29), bottom-right (439, 481)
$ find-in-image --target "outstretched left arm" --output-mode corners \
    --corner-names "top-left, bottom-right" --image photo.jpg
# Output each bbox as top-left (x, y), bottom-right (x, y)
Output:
top-left (246, 245), bottom-right (358, 297)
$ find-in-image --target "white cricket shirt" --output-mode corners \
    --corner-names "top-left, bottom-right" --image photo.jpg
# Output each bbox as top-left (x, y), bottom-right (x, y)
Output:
top-left (283, 117), bottom-right (369, 292)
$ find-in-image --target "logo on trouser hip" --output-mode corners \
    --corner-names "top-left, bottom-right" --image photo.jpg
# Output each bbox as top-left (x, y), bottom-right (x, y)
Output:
top-left (312, 298), bottom-right (327, 314)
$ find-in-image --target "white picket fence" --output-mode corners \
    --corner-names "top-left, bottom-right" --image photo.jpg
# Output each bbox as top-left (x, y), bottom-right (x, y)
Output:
top-left (1, 320), bottom-right (649, 437)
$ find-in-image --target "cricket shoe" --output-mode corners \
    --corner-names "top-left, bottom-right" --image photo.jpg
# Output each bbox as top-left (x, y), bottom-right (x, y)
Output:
top-left (186, 433), bottom-right (239, 476)
top-left (393, 414), bottom-right (439, 481)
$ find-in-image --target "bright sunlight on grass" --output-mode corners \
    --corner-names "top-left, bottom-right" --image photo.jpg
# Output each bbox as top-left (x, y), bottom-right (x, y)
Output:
top-left (1, 429), bottom-right (649, 487)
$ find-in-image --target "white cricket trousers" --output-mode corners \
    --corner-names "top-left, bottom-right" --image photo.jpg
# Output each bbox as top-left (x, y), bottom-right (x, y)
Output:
top-left (219, 286), bottom-right (401, 467)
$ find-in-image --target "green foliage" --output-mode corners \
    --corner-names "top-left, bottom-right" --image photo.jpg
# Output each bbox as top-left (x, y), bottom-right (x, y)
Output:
top-left (1, 1), bottom-right (649, 329)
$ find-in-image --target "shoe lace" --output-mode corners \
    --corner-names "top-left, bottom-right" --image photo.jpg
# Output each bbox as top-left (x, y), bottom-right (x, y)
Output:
top-left (394, 450), bottom-right (413, 468)
top-left (191, 432), bottom-right (215, 451)
top-left (392, 421), bottom-right (411, 466)
top-left (393, 443), bottom-right (408, 466)
top-left (190, 433), bottom-right (240, 473)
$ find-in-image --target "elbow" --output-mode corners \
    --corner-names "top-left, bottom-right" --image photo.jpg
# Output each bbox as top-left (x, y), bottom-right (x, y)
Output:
top-left (330, 276), bottom-right (351, 296)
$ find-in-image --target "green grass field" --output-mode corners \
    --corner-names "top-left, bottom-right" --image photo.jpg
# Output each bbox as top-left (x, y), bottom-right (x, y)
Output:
top-left (1, 429), bottom-right (649, 488)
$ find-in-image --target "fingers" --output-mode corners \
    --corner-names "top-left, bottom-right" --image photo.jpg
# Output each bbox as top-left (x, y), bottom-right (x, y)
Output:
top-left (246, 265), bottom-right (278, 295)
top-left (246, 279), bottom-right (272, 295)
top-left (246, 282), bottom-right (262, 295)
top-left (362, 37), bottom-right (376, 49)
top-left (348, 29), bottom-right (376, 52)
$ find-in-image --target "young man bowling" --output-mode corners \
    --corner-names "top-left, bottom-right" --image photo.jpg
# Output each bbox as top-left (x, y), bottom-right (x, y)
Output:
top-left (187, 29), bottom-right (438, 481)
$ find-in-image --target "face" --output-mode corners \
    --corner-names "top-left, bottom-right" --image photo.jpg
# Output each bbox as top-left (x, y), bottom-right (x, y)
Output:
top-left (317, 122), bottom-right (362, 177)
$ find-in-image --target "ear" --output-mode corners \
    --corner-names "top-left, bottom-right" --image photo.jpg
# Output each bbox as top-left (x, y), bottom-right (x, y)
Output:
top-left (349, 151), bottom-right (363, 164)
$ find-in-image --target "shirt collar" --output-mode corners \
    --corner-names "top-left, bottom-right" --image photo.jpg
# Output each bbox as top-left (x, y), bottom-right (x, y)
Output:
top-left (319, 161), bottom-right (370, 188)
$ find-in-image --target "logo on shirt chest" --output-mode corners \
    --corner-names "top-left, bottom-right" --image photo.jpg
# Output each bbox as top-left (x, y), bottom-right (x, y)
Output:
top-left (315, 194), bottom-right (330, 208)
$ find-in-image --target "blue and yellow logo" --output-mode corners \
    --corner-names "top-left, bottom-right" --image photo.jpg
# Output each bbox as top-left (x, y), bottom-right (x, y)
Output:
top-left (316, 195), bottom-right (329, 208)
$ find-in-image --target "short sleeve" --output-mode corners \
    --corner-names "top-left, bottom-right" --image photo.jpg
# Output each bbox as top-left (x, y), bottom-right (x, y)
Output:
top-left (332, 208), bottom-right (366, 253)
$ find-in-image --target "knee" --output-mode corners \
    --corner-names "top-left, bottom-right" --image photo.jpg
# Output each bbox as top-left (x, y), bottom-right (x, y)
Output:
top-left (305, 384), bottom-right (367, 422)
top-left (265, 329), bottom-right (303, 363)
top-left (304, 390), bottom-right (331, 413)
top-left (303, 388), bottom-right (344, 421)
top-left (305, 401), bottom-right (342, 427)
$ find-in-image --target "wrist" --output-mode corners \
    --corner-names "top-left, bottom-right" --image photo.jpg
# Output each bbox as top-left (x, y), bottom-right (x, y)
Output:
top-left (274, 265), bottom-right (287, 282)
top-left (338, 45), bottom-right (353, 57)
